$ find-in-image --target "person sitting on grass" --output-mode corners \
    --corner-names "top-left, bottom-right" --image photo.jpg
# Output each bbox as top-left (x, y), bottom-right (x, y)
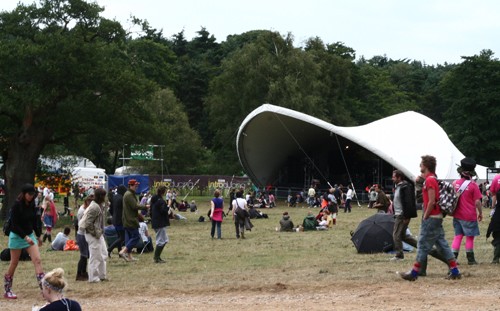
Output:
top-left (302, 211), bottom-right (317, 231)
top-left (279, 212), bottom-right (294, 232)
top-left (51, 227), bottom-right (71, 251)
top-left (36, 267), bottom-right (81, 311)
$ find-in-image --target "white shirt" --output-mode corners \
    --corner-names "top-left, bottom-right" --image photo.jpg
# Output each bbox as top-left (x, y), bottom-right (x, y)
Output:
top-left (232, 198), bottom-right (247, 215)
top-left (346, 189), bottom-right (353, 200)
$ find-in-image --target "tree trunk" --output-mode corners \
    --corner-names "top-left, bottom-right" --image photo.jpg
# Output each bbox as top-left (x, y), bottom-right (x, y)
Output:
top-left (1, 125), bottom-right (48, 220)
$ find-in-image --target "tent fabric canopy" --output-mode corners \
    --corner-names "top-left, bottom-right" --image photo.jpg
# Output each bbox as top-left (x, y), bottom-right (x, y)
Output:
top-left (236, 104), bottom-right (486, 187)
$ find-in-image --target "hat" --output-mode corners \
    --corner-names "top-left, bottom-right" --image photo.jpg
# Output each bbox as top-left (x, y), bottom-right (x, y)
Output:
top-left (128, 179), bottom-right (140, 186)
top-left (21, 184), bottom-right (36, 194)
top-left (457, 157), bottom-right (477, 176)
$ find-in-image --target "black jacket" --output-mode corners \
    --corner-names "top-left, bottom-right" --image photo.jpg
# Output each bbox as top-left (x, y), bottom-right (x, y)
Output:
top-left (111, 185), bottom-right (127, 227)
top-left (400, 181), bottom-right (417, 219)
top-left (10, 199), bottom-right (41, 239)
top-left (151, 194), bottom-right (170, 229)
top-left (487, 192), bottom-right (500, 239)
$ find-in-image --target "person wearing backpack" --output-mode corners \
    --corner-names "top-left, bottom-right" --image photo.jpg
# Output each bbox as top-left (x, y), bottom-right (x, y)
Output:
top-left (451, 158), bottom-right (483, 265)
top-left (400, 155), bottom-right (461, 281)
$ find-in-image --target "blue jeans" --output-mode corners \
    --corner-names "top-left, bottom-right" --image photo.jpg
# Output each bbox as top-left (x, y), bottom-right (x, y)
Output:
top-left (211, 220), bottom-right (222, 238)
top-left (124, 227), bottom-right (140, 254)
top-left (416, 217), bottom-right (454, 264)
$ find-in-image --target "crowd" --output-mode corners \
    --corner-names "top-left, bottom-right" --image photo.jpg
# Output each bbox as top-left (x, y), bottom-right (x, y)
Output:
top-left (2, 154), bottom-right (500, 304)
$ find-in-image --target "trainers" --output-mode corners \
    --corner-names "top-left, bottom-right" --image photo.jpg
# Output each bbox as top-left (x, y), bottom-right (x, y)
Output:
top-left (4, 291), bottom-right (17, 299)
top-left (390, 256), bottom-right (404, 261)
top-left (154, 258), bottom-right (166, 264)
top-left (399, 270), bottom-right (417, 281)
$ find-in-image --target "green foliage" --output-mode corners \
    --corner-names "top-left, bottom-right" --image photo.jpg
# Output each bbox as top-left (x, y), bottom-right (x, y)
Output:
top-left (441, 49), bottom-right (500, 166)
top-left (1, 0), bottom-right (498, 192)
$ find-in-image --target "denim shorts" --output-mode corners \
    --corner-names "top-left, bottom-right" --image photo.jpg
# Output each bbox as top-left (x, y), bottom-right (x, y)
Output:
top-left (453, 218), bottom-right (480, 236)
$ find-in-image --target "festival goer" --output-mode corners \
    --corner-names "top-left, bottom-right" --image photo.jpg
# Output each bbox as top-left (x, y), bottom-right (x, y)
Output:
top-left (373, 184), bottom-right (390, 213)
top-left (451, 158), bottom-right (483, 265)
top-left (107, 185), bottom-right (127, 257)
top-left (210, 190), bottom-right (224, 239)
top-left (3, 184), bottom-right (45, 299)
top-left (60, 192), bottom-right (71, 217)
top-left (51, 227), bottom-right (71, 251)
top-left (344, 185), bottom-right (353, 212)
top-left (368, 186), bottom-right (377, 209)
top-left (38, 268), bottom-right (82, 311)
top-left (119, 179), bottom-right (148, 261)
top-left (75, 195), bottom-right (93, 281)
top-left (400, 155), bottom-right (461, 281)
top-left (390, 170), bottom-right (418, 261)
top-left (138, 214), bottom-right (153, 253)
top-left (80, 188), bottom-right (108, 282)
top-left (151, 186), bottom-right (170, 263)
top-left (302, 211), bottom-right (317, 231)
top-left (487, 191), bottom-right (500, 263)
top-left (279, 211), bottom-right (294, 232)
top-left (42, 193), bottom-right (58, 243)
top-left (307, 185), bottom-right (316, 208)
top-left (233, 190), bottom-right (248, 239)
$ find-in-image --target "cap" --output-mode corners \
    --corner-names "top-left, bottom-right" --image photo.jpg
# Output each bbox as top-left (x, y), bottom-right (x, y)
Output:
top-left (21, 184), bottom-right (36, 194)
top-left (128, 179), bottom-right (140, 186)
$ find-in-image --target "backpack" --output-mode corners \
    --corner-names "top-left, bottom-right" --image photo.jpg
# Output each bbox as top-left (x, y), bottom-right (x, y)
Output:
top-left (434, 179), bottom-right (457, 216)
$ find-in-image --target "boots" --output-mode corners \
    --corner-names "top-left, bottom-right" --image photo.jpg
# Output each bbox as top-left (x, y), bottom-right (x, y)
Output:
top-left (419, 259), bottom-right (427, 276)
top-left (42, 233), bottom-right (48, 242)
top-left (154, 245), bottom-right (166, 263)
top-left (47, 234), bottom-right (52, 243)
top-left (492, 245), bottom-right (500, 264)
top-left (240, 230), bottom-right (245, 239)
top-left (4, 274), bottom-right (16, 299)
top-left (466, 252), bottom-right (478, 265)
top-left (453, 251), bottom-right (460, 265)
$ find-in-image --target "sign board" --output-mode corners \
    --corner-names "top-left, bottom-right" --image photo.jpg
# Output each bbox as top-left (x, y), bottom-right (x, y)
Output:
top-left (131, 145), bottom-right (154, 160)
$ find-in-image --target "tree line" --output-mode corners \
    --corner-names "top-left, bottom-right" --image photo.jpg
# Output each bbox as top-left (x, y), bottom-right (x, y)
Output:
top-left (1, 0), bottom-right (499, 213)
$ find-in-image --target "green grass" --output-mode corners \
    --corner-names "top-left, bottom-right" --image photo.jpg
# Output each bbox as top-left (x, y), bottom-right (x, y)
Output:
top-left (0, 198), bottom-right (498, 308)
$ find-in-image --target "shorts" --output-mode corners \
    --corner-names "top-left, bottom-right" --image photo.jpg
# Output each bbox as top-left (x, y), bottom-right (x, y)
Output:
top-left (43, 215), bottom-right (53, 228)
top-left (453, 218), bottom-right (480, 237)
top-left (9, 231), bottom-right (37, 249)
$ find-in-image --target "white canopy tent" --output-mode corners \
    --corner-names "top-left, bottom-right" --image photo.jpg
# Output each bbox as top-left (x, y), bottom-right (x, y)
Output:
top-left (236, 104), bottom-right (486, 187)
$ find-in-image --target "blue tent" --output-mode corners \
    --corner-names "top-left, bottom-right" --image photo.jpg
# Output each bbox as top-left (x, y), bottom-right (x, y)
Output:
top-left (108, 175), bottom-right (150, 194)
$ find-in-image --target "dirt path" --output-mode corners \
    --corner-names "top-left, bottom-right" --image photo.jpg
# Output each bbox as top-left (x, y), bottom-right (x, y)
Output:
top-left (2, 280), bottom-right (498, 310)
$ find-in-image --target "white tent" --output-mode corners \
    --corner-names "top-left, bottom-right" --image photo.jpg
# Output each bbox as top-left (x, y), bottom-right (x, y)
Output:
top-left (236, 104), bottom-right (486, 187)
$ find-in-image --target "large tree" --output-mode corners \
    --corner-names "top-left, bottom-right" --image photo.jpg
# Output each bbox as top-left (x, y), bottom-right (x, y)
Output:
top-left (440, 49), bottom-right (500, 166)
top-left (0, 0), bottom-right (157, 214)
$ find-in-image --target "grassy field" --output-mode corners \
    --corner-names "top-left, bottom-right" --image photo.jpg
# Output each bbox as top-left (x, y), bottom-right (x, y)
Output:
top-left (0, 197), bottom-right (498, 310)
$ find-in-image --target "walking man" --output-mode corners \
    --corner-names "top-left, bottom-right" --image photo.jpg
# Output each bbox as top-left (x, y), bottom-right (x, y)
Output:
top-left (119, 179), bottom-right (148, 262)
top-left (400, 155), bottom-right (461, 281)
top-left (390, 170), bottom-right (418, 260)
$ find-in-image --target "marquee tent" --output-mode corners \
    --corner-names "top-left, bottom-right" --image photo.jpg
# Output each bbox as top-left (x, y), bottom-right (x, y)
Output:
top-left (236, 104), bottom-right (486, 188)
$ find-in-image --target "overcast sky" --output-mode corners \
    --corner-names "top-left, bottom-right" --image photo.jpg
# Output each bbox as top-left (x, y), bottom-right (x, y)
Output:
top-left (2, 0), bottom-right (499, 65)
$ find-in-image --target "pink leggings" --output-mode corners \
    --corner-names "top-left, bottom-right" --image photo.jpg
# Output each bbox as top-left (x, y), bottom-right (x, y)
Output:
top-left (451, 234), bottom-right (475, 252)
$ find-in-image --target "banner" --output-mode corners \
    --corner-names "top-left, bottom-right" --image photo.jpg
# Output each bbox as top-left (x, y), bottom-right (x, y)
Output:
top-left (131, 145), bottom-right (154, 160)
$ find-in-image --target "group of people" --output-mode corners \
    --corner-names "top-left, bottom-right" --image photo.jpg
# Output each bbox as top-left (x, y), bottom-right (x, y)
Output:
top-left (4, 155), bottom-right (500, 304)
top-left (396, 155), bottom-right (497, 281)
